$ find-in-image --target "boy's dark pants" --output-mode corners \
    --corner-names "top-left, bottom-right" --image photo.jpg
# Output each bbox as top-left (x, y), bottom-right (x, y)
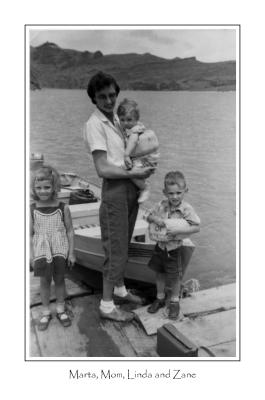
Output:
top-left (99, 178), bottom-right (139, 285)
top-left (148, 244), bottom-right (195, 288)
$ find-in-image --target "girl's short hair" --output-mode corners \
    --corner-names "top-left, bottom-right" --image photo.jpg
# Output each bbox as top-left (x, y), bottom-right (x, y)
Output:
top-left (117, 98), bottom-right (140, 120)
top-left (31, 165), bottom-right (61, 201)
top-left (164, 171), bottom-right (187, 190)
top-left (87, 71), bottom-right (120, 104)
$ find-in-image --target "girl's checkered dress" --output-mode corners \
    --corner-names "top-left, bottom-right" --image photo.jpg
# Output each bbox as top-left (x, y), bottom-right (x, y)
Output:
top-left (31, 203), bottom-right (69, 277)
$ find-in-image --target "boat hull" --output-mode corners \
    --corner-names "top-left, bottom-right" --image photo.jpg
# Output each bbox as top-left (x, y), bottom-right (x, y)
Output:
top-left (64, 175), bottom-right (195, 284)
top-left (74, 233), bottom-right (156, 284)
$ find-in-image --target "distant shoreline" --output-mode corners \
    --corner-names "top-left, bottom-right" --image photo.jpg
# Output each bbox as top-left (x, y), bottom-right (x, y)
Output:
top-left (30, 43), bottom-right (236, 93)
top-left (31, 86), bottom-right (236, 92)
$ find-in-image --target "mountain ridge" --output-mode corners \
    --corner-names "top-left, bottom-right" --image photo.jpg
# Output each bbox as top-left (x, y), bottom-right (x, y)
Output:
top-left (30, 42), bottom-right (236, 91)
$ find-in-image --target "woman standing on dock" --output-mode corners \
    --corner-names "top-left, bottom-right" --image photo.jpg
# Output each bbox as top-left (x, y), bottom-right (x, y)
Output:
top-left (84, 72), bottom-right (154, 322)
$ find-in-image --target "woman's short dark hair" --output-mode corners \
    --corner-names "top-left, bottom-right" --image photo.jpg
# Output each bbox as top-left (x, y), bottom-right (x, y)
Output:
top-left (87, 71), bottom-right (120, 104)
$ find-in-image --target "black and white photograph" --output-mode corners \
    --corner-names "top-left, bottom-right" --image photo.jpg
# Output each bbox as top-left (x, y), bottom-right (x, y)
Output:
top-left (26, 25), bottom-right (239, 360)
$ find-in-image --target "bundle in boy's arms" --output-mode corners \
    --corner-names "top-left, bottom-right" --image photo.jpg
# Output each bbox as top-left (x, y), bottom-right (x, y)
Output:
top-left (149, 218), bottom-right (191, 242)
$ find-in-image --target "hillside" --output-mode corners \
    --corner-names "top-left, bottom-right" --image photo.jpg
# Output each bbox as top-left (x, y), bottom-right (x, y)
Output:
top-left (30, 42), bottom-right (236, 91)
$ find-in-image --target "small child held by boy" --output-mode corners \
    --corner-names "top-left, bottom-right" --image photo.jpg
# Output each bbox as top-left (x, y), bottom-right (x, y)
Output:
top-left (30, 165), bottom-right (76, 331)
top-left (146, 171), bottom-right (200, 320)
top-left (117, 98), bottom-right (159, 203)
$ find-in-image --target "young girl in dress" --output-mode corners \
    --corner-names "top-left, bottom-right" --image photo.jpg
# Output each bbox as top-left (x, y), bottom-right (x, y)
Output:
top-left (30, 165), bottom-right (76, 331)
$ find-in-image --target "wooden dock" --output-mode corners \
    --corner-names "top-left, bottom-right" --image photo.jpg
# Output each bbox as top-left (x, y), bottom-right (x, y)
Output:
top-left (29, 273), bottom-right (237, 358)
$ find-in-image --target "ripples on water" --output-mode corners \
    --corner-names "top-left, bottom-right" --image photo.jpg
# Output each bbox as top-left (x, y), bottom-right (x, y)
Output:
top-left (30, 89), bottom-right (236, 289)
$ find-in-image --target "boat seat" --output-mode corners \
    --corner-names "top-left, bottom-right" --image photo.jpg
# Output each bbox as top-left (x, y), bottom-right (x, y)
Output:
top-left (58, 188), bottom-right (81, 199)
top-left (69, 202), bottom-right (100, 218)
top-left (75, 225), bottom-right (101, 237)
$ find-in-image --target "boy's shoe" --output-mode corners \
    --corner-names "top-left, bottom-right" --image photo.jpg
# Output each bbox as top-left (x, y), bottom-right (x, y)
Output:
top-left (168, 301), bottom-right (180, 320)
top-left (38, 314), bottom-right (52, 331)
top-left (138, 188), bottom-right (150, 203)
top-left (147, 298), bottom-right (166, 313)
top-left (113, 290), bottom-right (145, 305)
top-left (99, 307), bottom-right (134, 322)
top-left (56, 311), bottom-right (72, 327)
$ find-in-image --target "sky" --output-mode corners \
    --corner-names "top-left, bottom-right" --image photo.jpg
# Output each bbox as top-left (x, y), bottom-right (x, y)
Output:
top-left (29, 27), bottom-right (237, 62)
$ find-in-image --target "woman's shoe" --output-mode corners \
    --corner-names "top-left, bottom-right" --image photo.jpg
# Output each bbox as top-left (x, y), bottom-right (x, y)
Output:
top-left (38, 314), bottom-right (52, 331)
top-left (113, 290), bottom-right (145, 305)
top-left (56, 311), bottom-right (72, 327)
top-left (99, 307), bottom-right (134, 322)
top-left (147, 298), bottom-right (166, 313)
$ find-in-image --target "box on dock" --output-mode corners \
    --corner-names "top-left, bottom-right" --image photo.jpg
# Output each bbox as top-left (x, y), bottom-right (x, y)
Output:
top-left (157, 323), bottom-right (198, 357)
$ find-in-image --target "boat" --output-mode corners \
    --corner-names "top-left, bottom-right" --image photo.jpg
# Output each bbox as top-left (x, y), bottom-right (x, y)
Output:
top-left (60, 173), bottom-right (195, 284)
top-left (59, 172), bottom-right (101, 204)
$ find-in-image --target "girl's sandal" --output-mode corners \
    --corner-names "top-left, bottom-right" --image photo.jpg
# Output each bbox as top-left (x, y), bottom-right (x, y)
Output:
top-left (56, 311), bottom-right (71, 328)
top-left (38, 314), bottom-right (52, 331)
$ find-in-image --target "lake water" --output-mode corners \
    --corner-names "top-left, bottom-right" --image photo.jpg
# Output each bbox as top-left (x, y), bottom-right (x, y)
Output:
top-left (30, 89), bottom-right (236, 289)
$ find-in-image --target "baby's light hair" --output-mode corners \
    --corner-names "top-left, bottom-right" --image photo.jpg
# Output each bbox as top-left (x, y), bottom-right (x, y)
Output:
top-left (164, 171), bottom-right (187, 190)
top-left (31, 164), bottom-right (61, 201)
top-left (117, 98), bottom-right (140, 120)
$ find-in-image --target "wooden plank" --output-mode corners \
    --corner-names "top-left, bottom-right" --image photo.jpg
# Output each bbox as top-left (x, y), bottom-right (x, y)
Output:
top-left (29, 321), bottom-right (41, 357)
top-left (134, 283), bottom-right (236, 335)
top-left (207, 340), bottom-right (236, 357)
top-left (30, 296), bottom-right (122, 357)
top-left (121, 322), bottom-right (158, 357)
top-left (31, 301), bottom-right (92, 357)
top-left (154, 311), bottom-right (236, 357)
top-left (100, 321), bottom-right (137, 357)
top-left (30, 273), bottom-right (92, 306)
top-left (172, 309), bottom-right (236, 348)
top-left (181, 283), bottom-right (236, 315)
top-left (30, 295), bottom-right (157, 358)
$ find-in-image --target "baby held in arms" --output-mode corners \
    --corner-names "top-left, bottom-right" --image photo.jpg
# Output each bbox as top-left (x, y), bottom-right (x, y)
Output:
top-left (117, 98), bottom-right (160, 203)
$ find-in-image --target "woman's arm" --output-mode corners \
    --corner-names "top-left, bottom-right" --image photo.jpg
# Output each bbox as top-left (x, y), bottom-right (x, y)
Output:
top-left (64, 204), bottom-right (76, 268)
top-left (92, 150), bottom-right (154, 179)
